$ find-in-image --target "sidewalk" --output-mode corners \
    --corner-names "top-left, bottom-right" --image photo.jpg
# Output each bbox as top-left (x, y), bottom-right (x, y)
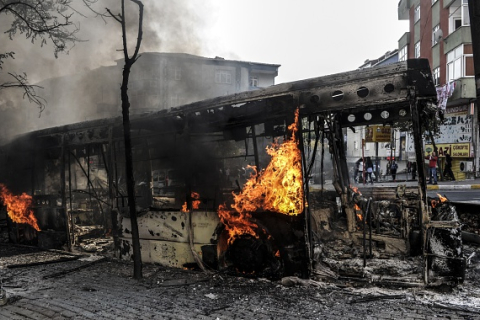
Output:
top-left (369, 175), bottom-right (480, 190)
top-left (310, 176), bottom-right (480, 191)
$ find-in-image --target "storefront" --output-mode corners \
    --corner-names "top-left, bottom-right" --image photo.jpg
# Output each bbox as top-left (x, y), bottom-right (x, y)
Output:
top-left (425, 142), bottom-right (473, 180)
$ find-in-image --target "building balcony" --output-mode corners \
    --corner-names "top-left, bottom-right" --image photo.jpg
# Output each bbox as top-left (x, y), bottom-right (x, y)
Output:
top-left (443, 0), bottom-right (456, 9)
top-left (398, 32), bottom-right (410, 48)
top-left (451, 77), bottom-right (476, 102)
top-left (443, 26), bottom-right (472, 54)
top-left (398, 0), bottom-right (410, 20)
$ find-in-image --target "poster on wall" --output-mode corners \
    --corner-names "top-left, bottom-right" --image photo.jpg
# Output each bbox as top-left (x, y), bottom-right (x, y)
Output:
top-left (436, 105), bottom-right (472, 143)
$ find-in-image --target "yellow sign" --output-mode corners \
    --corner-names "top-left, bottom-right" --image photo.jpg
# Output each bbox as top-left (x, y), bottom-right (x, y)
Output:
top-left (425, 143), bottom-right (471, 158)
top-left (365, 126), bottom-right (391, 143)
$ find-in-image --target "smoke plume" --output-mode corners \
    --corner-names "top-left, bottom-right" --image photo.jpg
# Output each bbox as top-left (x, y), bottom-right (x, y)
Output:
top-left (0, 0), bottom-right (210, 144)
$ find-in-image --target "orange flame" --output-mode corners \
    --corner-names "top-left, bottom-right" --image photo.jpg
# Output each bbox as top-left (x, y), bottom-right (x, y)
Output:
top-left (0, 184), bottom-right (40, 231)
top-left (354, 204), bottom-right (363, 221)
top-left (437, 193), bottom-right (448, 203)
top-left (350, 185), bottom-right (362, 195)
top-left (431, 194), bottom-right (448, 208)
top-left (218, 109), bottom-right (304, 243)
top-left (181, 192), bottom-right (201, 212)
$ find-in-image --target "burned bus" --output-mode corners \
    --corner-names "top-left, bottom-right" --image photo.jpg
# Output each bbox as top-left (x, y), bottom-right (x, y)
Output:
top-left (0, 59), bottom-right (465, 285)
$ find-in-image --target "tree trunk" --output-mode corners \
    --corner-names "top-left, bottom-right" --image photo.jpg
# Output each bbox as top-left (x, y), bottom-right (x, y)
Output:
top-left (121, 63), bottom-right (142, 279)
top-left (116, 0), bottom-right (144, 279)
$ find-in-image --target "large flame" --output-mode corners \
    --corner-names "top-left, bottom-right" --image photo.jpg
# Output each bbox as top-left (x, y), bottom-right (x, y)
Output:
top-left (0, 183), bottom-right (40, 231)
top-left (218, 109), bottom-right (304, 243)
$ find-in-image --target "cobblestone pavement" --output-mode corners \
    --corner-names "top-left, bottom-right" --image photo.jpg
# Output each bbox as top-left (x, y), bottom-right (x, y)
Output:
top-left (1, 244), bottom-right (480, 320)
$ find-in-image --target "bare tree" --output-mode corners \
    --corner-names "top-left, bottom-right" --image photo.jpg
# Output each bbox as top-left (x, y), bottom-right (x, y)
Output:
top-left (105, 0), bottom-right (144, 279)
top-left (0, 0), bottom-right (80, 113)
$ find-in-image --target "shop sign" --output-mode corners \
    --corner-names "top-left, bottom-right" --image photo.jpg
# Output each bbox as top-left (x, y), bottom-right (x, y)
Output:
top-left (365, 126), bottom-right (391, 143)
top-left (424, 143), bottom-right (471, 157)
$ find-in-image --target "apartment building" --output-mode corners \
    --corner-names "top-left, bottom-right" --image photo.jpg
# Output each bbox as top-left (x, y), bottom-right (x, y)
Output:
top-left (398, 0), bottom-right (477, 179)
top-left (126, 53), bottom-right (280, 113)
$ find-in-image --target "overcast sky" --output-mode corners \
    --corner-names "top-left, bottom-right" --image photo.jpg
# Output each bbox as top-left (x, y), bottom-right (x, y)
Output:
top-left (203, 0), bottom-right (409, 84)
top-left (2, 0), bottom-right (409, 86)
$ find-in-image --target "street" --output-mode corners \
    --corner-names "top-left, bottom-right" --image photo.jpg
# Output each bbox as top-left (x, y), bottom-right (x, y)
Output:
top-left (428, 190), bottom-right (480, 204)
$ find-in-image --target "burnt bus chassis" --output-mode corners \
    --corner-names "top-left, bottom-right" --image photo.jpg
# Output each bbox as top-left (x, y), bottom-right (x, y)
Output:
top-left (0, 59), bottom-right (463, 284)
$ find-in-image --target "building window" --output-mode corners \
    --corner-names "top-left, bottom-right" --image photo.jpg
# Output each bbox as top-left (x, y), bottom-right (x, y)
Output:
top-left (447, 45), bottom-right (471, 82)
top-left (398, 45), bottom-right (408, 61)
top-left (174, 68), bottom-right (181, 81)
top-left (414, 42), bottom-right (420, 58)
top-left (433, 67), bottom-right (440, 86)
top-left (414, 5), bottom-right (420, 23)
top-left (432, 24), bottom-right (440, 46)
top-left (449, 0), bottom-right (470, 33)
top-left (462, 0), bottom-right (470, 26)
top-left (250, 77), bottom-right (258, 87)
top-left (215, 70), bottom-right (232, 84)
top-left (432, 0), bottom-right (438, 4)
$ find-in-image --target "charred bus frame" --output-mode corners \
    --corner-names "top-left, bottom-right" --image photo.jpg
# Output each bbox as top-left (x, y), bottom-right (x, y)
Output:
top-left (0, 59), bottom-right (464, 284)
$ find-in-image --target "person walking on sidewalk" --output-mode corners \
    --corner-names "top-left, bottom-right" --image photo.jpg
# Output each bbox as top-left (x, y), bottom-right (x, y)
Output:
top-left (365, 157), bottom-right (374, 184)
top-left (354, 158), bottom-right (364, 183)
top-left (411, 161), bottom-right (417, 180)
top-left (443, 153), bottom-right (455, 181)
top-left (425, 151), bottom-right (438, 184)
top-left (390, 160), bottom-right (398, 182)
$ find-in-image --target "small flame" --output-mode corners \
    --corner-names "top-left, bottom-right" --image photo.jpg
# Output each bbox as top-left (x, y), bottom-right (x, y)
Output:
top-left (354, 204), bottom-right (363, 221)
top-left (181, 192), bottom-right (201, 212)
top-left (431, 194), bottom-right (448, 208)
top-left (218, 109), bottom-right (304, 244)
top-left (437, 193), bottom-right (448, 203)
top-left (0, 183), bottom-right (40, 231)
top-left (350, 185), bottom-right (362, 195)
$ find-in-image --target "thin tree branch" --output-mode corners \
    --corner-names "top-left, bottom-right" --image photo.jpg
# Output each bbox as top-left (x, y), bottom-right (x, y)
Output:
top-left (0, 72), bottom-right (46, 114)
top-left (121, 0), bottom-right (128, 60)
top-left (130, 0), bottom-right (144, 61)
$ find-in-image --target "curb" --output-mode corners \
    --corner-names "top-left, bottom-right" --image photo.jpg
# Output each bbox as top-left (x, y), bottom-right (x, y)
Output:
top-left (427, 184), bottom-right (480, 190)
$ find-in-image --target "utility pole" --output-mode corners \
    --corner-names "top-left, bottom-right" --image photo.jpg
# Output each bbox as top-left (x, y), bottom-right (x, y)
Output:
top-left (469, 2), bottom-right (480, 174)
top-left (469, 2), bottom-right (480, 99)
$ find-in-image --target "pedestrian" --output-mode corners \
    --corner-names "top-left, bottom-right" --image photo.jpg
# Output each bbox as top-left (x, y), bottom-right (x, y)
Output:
top-left (390, 160), bottom-right (398, 182)
top-left (443, 153), bottom-right (455, 181)
top-left (411, 161), bottom-right (417, 180)
top-left (357, 158), bottom-right (364, 183)
top-left (365, 157), bottom-right (374, 184)
top-left (354, 158), bottom-right (362, 183)
top-left (425, 151), bottom-right (438, 184)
